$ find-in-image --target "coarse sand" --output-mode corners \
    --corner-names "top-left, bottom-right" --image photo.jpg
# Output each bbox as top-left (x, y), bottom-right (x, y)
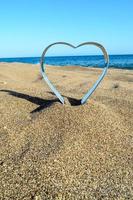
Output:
top-left (0, 63), bottom-right (133, 199)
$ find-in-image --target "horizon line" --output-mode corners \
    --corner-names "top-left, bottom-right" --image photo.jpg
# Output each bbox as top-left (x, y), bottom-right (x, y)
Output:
top-left (0, 53), bottom-right (133, 59)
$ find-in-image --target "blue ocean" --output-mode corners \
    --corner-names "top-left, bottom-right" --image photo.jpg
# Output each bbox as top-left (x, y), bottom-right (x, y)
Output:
top-left (0, 54), bottom-right (133, 70)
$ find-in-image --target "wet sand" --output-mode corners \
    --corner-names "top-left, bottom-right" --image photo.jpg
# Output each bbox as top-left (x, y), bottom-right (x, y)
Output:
top-left (0, 63), bottom-right (133, 199)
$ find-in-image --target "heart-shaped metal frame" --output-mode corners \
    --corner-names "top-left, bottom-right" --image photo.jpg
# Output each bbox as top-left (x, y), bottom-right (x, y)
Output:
top-left (40, 42), bottom-right (109, 104)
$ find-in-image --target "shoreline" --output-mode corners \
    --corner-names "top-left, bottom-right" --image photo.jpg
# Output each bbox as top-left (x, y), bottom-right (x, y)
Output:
top-left (0, 61), bottom-right (133, 71)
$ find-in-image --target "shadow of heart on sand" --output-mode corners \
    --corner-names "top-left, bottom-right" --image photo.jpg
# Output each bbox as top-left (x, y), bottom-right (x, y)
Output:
top-left (0, 89), bottom-right (60, 113)
top-left (0, 90), bottom-right (82, 114)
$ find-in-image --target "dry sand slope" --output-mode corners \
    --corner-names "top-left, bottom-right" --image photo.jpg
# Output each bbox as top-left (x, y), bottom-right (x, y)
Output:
top-left (0, 63), bottom-right (133, 200)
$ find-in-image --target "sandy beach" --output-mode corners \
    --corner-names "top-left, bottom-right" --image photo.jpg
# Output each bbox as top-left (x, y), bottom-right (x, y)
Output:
top-left (0, 63), bottom-right (133, 199)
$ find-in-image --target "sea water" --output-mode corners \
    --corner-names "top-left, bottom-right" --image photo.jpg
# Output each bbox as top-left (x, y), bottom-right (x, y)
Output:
top-left (0, 54), bottom-right (133, 70)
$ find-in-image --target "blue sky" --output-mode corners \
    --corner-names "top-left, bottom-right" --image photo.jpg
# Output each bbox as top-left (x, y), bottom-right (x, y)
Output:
top-left (0, 0), bottom-right (133, 57)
